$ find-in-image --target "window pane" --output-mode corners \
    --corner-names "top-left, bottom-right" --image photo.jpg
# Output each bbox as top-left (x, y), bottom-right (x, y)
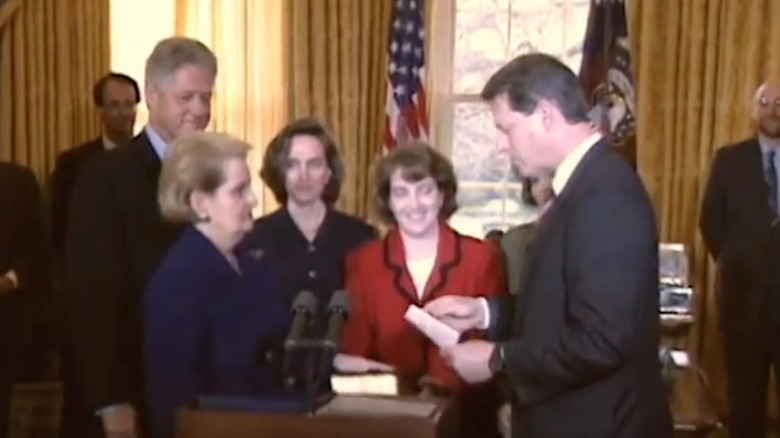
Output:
top-left (453, 9), bottom-right (509, 94)
top-left (457, 0), bottom-right (510, 9)
top-left (509, 2), bottom-right (566, 58)
top-left (562, 1), bottom-right (591, 72)
top-left (449, 187), bottom-right (507, 238)
top-left (452, 102), bottom-right (509, 184)
top-left (510, 0), bottom-right (560, 11)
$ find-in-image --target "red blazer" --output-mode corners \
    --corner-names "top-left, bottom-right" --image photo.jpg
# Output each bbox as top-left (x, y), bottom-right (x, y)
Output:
top-left (340, 224), bottom-right (505, 392)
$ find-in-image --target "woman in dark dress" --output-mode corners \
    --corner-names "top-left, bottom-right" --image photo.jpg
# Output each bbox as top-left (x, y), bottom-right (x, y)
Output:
top-left (242, 118), bottom-right (377, 323)
top-left (144, 132), bottom-right (288, 438)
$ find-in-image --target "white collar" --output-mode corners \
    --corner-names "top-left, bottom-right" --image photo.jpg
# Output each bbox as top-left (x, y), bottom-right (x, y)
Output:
top-left (551, 132), bottom-right (603, 195)
top-left (102, 135), bottom-right (118, 150)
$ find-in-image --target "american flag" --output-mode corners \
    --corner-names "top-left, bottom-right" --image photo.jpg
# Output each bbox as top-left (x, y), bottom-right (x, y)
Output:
top-left (383, 0), bottom-right (429, 152)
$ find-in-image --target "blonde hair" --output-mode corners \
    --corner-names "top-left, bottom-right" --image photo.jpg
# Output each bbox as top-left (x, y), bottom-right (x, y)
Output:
top-left (158, 132), bottom-right (250, 223)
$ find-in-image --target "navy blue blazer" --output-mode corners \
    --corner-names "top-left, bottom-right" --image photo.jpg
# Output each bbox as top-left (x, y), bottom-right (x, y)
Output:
top-left (144, 227), bottom-right (289, 438)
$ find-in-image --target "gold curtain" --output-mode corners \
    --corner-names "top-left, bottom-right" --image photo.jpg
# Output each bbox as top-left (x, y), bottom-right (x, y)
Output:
top-left (286, 0), bottom-right (393, 220)
top-left (174, 0), bottom-right (288, 214)
top-left (0, 0), bottom-right (109, 180)
top-left (632, 0), bottom-right (780, 414)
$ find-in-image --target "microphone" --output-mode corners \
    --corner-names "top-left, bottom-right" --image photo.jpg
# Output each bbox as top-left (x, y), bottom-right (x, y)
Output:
top-left (323, 290), bottom-right (350, 349)
top-left (285, 290), bottom-right (318, 350)
top-left (312, 290), bottom-right (350, 389)
top-left (282, 290), bottom-right (317, 390)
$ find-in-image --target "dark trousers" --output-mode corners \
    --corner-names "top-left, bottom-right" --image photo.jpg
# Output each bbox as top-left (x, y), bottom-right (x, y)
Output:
top-left (724, 324), bottom-right (780, 437)
top-left (0, 358), bottom-right (9, 438)
top-left (459, 381), bottom-right (503, 438)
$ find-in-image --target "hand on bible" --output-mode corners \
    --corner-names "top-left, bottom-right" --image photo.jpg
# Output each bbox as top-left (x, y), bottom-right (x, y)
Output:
top-left (423, 295), bottom-right (485, 333)
top-left (333, 353), bottom-right (394, 373)
top-left (0, 275), bottom-right (14, 295)
top-left (100, 404), bottom-right (137, 438)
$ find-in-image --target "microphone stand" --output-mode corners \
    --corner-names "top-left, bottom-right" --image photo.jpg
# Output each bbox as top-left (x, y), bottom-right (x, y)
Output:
top-left (284, 339), bottom-right (336, 416)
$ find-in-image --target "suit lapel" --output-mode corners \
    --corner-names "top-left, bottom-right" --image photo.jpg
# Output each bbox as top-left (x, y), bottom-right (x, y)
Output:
top-left (512, 141), bottom-right (609, 331)
top-left (742, 140), bottom-right (776, 218)
top-left (381, 223), bottom-right (461, 305)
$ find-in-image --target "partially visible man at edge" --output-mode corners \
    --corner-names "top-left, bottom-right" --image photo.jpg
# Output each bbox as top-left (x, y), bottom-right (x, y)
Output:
top-left (63, 37), bottom-right (217, 438)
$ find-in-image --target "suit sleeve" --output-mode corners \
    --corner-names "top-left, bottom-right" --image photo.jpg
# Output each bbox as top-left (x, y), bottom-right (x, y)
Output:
top-left (64, 159), bottom-right (132, 411)
top-left (12, 168), bottom-right (52, 297)
top-left (339, 252), bottom-right (374, 358)
top-left (144, 263), bottom-right (209, 438)
top-left (699, 149), bottom-right (727, 260)
top-left (501, 191), bottom-right (656, 406)
top-left (49, 153), bottom-right (71, 257)
top-left (9, 168), bottom-right (53, 374)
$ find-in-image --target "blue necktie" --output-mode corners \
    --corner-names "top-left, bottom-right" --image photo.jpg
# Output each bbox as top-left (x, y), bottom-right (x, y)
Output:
top-left (768, 150), bottom-right (778, 217)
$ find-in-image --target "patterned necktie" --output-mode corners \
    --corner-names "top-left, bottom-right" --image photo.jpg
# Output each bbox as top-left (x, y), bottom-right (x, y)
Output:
top-left (768, 150), bottom-right (778, 217)
top-left (538, 192), bottom-right (556, 220)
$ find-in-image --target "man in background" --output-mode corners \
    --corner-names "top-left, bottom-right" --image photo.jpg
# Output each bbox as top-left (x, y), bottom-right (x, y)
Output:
top-left (699, 78), bottom-right (780, 438)
top-left (63, 37), bottom-right (216, 438)
top-left (0, 161), bottom-right (51, 438)
top-left (500, 175), bottom-right (554, 297)
top-left (49, 72), bottom-right (139, 258)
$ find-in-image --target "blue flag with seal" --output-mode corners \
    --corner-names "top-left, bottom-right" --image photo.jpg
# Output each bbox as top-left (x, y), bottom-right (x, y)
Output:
top-left (579, 0), bottom-right (636, 167)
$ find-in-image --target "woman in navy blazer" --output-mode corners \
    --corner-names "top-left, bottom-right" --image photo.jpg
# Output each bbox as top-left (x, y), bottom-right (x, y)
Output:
top-left (144, 132), bottom-right (288, 438)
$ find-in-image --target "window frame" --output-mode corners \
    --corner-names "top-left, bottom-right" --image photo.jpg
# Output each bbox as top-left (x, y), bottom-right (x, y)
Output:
top-left (435, 0), bottom-right (590, 235)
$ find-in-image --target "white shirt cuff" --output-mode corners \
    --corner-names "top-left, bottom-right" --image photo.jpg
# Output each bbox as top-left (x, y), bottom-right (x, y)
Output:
top-left (3, 270), bottom-right (18, 289)
top-left (478, 297), bottom-right (491, 329)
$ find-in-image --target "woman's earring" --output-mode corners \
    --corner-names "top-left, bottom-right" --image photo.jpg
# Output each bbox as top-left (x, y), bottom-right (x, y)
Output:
top-left (198, 212), bottom-right (210, 223)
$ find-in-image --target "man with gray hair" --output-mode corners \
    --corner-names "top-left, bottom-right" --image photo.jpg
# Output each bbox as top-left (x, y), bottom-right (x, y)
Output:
top-left (63, 37), bottom-right (217, 438)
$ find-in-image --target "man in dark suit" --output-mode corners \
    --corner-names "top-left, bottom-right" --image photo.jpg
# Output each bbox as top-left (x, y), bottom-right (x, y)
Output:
top-left (49, 73), bottom-right (140, 258)
top-left (64, 37), bottom-right (217, 438)
top-left (0, 161), bottom-right (51, 438)
top-left (699, 78), bottom-right (780, 438)
top-left (425, 53), bottom-right (671, 438)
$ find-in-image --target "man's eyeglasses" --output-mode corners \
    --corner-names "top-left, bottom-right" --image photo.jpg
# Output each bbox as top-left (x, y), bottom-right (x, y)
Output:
top-left (758, 96), bottom-right (780, 111)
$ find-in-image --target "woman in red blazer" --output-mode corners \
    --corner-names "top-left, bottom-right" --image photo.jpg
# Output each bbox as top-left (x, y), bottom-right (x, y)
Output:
top-left (338, 141), bottom-right (505, 437)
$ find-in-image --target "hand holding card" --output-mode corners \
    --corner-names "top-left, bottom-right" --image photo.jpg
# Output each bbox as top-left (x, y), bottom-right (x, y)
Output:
top-left (404, 305), bottom-right (461, 348)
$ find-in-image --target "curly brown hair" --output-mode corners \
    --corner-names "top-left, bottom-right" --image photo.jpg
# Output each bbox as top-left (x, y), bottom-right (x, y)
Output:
top-left (374, 141), bottom-right (459, 224)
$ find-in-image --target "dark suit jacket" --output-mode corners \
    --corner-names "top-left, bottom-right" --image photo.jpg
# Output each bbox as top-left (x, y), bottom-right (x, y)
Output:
top-left (699, 138), bottom-right (780, 333)
top-left (144, 227), bottom-right (289, 438)
top-left (242, 208), bottom-right (376, 327)
top-left (64, 133), bottom-right (185, 433)
top-left (0, 161), bottom-right (51, 373)
top-left (341, 223), bottom-right (505, 392)
top-left (487, 141), bottom-right (672, 438)
top-left (49, 138), bottom-right (105, 257)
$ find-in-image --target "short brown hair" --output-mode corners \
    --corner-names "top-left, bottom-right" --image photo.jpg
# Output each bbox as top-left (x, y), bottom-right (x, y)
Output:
top-left (158, 132), bottom-right (250, 223)
top-left (374, 141), bottom-right (458, 224)
top-left (259, 118), bottom-right (344, 205)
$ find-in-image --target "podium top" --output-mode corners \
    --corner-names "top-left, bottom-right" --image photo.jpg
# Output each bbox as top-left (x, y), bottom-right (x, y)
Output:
top-left (175, 396), bottom-right (458, 438)
top-left (316, 395), bottom-right (439, 418)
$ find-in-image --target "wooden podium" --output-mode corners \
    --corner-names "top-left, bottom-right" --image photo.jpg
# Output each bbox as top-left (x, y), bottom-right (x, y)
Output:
top-left (174, 395), bottom-right (459, 438)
